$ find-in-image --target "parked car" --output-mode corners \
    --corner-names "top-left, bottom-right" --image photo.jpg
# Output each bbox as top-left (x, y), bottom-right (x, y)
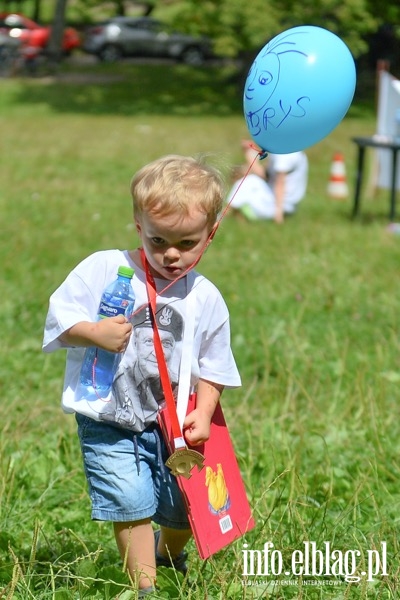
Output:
top-left (0, 13), bottom-right (81, 54)
top-left (0, 30), bottom-right (20, 55)
top-left (0, 31), bottom-right (20, 73)
top-left (82, 17), bottom-right (213, 65)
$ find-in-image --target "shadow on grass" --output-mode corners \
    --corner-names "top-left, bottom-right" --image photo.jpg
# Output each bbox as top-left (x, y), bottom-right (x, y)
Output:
top-left (2, 57), bottom-right (378, 118)
top-left (5, 62), bottom-right (245, 117)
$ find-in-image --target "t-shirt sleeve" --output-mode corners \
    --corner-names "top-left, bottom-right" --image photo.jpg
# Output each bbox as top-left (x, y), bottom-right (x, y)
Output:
top-left (199, 319), bottom-right (241, 388)
top-left (42, 252), bottom-right (114, 353)
top-left (270, 153), bottom-right (297, 173)
top-left (42, 270), bottom-right (99, 353)
top-left (194, 280), bottom-right (241, 389)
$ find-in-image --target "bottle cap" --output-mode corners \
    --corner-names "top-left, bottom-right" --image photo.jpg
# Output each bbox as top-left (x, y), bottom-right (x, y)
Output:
top-left (117, 266), bottom-right (134, 279)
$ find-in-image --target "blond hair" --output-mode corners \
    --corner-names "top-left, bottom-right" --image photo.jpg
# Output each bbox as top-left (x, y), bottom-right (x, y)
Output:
top-left (131, 155), bottom-right (224, 228)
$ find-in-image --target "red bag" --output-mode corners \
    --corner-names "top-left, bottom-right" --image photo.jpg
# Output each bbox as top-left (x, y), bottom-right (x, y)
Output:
top-left (158, 393), bottom-right (255, 559)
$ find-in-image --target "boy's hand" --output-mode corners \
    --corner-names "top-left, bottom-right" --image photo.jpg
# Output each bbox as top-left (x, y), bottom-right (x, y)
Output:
top-left (182, 379), bottom-right (224, 446)
top-left (93, 315), bottom-right (132, 353)
top-left (60, 316), bottom-right (132, 352)
top-left (183, 409), bottom-right (212, 446)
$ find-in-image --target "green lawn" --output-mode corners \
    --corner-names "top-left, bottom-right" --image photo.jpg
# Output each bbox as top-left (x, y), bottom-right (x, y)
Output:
top-left (0, 60), bottom-right (399, 599)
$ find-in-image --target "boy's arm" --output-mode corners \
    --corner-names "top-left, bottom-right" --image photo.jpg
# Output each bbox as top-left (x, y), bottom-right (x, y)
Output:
top-left (59, 315), bottom-right (132, 353)
top-left (183, 379), bottom-right (224, 446)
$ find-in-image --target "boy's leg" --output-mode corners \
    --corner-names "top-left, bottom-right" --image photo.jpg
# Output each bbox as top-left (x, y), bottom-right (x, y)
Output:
top-left (114, 519), bottom-right (156, 589)
top-left (156, 526), bottom-right (192, 560)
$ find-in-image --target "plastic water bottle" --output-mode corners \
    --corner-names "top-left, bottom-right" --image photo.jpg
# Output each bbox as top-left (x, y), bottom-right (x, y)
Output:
top-left (78, 265), bottom-right (135, 400)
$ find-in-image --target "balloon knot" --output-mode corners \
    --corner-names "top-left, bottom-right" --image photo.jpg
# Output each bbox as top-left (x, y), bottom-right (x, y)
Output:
top-left (258, 150), bottom-right (269, 160)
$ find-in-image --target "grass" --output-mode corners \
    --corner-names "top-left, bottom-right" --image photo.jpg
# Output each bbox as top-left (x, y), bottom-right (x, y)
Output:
top-left (1, 59), bottom-right (400, 598)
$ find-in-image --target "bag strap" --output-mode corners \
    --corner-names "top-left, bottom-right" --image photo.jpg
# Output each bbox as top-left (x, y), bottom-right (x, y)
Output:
top-left (141, 249), bottom-right (186, 450)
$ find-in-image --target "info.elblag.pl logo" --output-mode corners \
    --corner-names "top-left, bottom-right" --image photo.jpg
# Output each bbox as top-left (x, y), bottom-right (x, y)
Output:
top-left (242, 541), bottom-right (388, 583)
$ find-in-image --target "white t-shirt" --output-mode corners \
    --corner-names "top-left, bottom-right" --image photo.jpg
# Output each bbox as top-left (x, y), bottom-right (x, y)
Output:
top-left (227, 152), bottom-right (308, 219)
top-left (43, 249), bottom-right (241, 431)
top-left (268, 152), bottom-right (308, 213)
top-left (227, 174), bottom-right (276, 219)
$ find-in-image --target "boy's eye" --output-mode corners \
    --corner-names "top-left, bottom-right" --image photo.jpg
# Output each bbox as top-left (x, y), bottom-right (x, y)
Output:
top-left (179, 240), bottom-right (196, 248)
top-left (150, 237), bottom-right (197, 249)
top-left (151, 237), bottom-right (165, 245)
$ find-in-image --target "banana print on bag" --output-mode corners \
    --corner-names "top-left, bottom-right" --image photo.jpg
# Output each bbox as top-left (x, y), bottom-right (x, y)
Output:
top-left (205, 463), bottom-right (231, 514)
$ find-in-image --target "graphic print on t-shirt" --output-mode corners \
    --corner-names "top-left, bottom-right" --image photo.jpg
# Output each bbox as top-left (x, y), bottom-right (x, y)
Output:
top-left (99, 302), bottom-right (184, 429)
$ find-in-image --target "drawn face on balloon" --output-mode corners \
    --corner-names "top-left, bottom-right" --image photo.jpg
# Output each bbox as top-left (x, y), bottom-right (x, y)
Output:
top-left (243, 26), bottom-right (356, 154)
top-left (244, 31), bottom-right (309, 143)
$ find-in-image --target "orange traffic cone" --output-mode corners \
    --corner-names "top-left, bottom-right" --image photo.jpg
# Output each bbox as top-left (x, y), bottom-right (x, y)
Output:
top-left (327, 152), bottom-right (348, 199)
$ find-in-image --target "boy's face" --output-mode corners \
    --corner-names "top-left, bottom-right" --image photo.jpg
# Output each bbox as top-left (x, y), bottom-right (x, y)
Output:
top-left (136, 208), bottom-right (211, 280)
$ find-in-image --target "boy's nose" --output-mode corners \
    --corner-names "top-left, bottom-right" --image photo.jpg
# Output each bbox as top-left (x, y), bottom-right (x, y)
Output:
top-left (163, 247), bottom-right (180, 263)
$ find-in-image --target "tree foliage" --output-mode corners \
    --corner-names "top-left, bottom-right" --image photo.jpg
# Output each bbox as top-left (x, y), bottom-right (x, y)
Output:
top-left (45, 0), bottom-right (399, 65)
top-left (161, 0), bottom-right (378, 59)
top-left (164, 0), bottom-right (281, 58)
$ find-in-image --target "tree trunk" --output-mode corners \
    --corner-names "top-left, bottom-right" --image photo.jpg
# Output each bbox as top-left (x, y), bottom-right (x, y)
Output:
top-left (116, 0), bottom-right (125, 16)
top-left (46, 0), bottom-right (67, 67)
top-left (32, 0), bottom-right (41, 23)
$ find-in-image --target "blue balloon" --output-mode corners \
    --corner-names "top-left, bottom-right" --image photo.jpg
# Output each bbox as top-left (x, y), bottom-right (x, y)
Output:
top-left (243, 26), bottom-right (356, 154)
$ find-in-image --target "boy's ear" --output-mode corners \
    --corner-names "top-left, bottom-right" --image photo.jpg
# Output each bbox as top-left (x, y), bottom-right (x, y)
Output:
top-left (135, 219), bottom-right (142, 235)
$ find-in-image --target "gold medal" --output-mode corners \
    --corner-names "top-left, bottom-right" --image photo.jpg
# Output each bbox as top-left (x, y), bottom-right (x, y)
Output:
top-left (166, 448), bottom-right (205, 479)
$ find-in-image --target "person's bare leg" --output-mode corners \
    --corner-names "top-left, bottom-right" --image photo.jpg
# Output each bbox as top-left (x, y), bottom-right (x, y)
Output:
top-left (156, 526), bottom-right (192, 559)
top-left (114, 519), bottom-right (156, 589)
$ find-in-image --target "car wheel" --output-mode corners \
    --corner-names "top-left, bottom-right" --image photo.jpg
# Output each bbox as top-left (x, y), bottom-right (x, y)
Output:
top-left (98, 44), bottom-right (123, 63)
top-left (180, 46), bottom-right (205, 67)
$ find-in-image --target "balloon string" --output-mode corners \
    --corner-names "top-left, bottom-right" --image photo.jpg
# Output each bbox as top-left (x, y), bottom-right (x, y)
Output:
top-left (131, 148), bottom-right (264, 308)
top-left (88, 152), bottom-right (246, 388)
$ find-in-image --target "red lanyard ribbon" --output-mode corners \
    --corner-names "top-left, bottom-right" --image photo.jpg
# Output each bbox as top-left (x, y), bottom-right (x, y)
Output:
top-left (141, 249), bottom-right (186, 449)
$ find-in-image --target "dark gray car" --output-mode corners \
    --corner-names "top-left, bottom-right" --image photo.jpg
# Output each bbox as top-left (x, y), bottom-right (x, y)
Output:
top-left (0, 32), bottom-right (20, 75)
top-left (83, 17), bottom-right (213, 65)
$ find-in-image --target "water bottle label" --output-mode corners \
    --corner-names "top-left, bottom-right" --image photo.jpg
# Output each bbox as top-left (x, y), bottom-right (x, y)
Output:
top-left (98, 300), bottom-right (130, 319)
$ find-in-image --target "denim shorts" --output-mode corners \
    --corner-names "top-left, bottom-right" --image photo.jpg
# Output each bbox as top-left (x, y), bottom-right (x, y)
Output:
top-left (76, 414), bottom-right (189, 528)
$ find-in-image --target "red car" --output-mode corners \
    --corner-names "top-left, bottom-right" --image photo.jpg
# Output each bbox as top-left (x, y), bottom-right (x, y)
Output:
top-left (0, 12), bottom-right (80, 54)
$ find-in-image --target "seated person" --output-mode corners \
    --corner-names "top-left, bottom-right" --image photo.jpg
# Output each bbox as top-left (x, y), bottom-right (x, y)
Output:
top-left (227, 141), bottom-right (308, 223)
